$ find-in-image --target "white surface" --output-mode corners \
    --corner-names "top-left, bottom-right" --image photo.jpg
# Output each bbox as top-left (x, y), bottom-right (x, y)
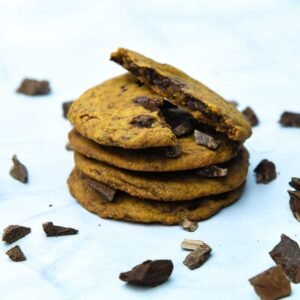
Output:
top-left (0, 0), bottom-right (300, 299)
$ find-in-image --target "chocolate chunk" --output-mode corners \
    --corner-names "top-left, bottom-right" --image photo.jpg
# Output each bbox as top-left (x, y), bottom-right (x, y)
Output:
top-left (42, 222), bottom-right (78, 237)
top-left (2, 225), bottom-right (31, 244)
top-left (289, 177), bottom-right (300, 190)
top-left (279, 111), bottom-right (300, 127)
top-left (85, 177), bottom-right (116, 202)
top-left (181, 218), bottom-right (198, 232)
top-left (173, 119), bottom-right (194, 137)
top-left (183, 242), bottom-right (212, 270)
top-left (6, 245), bottom-right (26, 262)
top-left (196, 165), bottom-right (228, 178)
top-left (16, 78), bottom-right (50, 96)
top-left (181, 239), bottom-right (208, 251)
top-left (242, 106), bottom-right (259, 127)
top-left (228, 100), bottom-right (239, 107)
top-left (254, 159), bottom-right (276, 184)
top-left (133, 96), bottom-right (162, 112)
top-left (130, 115), bottom-right (155, 128)
top-left (269, 234), bottom-right (300, 283)
top-left (62, 101), bottom-right (73, 118)
top-left (164, 144), bottom-right (181, 158)
top-left (289, 190), bottom-right (300, 221)
top-left (119, 259), bottom-right (173, 287)
top-left (194, 129), bottom-right (220, 150)
top-left (249, 266), bottom-right (291, 300)
top-left (9, 155), bottom-right (28, 183)
top-left (65, 142), bottom-right (74, 151)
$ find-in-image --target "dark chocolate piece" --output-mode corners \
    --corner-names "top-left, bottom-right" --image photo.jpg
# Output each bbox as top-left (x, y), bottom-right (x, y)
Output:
top-left (289, 177), bottom-right (300, 190)
top-left (279, 111), bottom-right (300, 127)
top-left (289, 190), bottom-right (300, 221)
top-left (249, 266), bottom-right (291, 300)
top-left (85, 177), bottom-right (116, 202)
top-left (119, 259), bottom-right (173, 287)
top-left (42, 222), bottom-right (78, 237)
top-left (269, 234), bottom-right (300, 283)
top-left (254, 159), bottom-right (276, 184)
top-left (2, 225), bottom-right (31, 244)
top-left (173, 119), bottom-right (194, 137)
top-left (16, 78), bottom-right (50, 96)
top-left (164, 144), bottom-right (181, 158)
top-left (181, 218), bottom-right (198, 232)
top-left (9, 155), bottom-right (28, 183)
top-left (63, 101), bottom-right (73, 118)
top-left (130, 115), bottom-right (155, 128)
top-left (183, 242), bottom-right (212, 270)
top-left (133, 96), bottom-right (161, 112)
top-left (242, 106), bottom-right (259, 127)
top-left (194, 130), bottom-right (220, 150)
top-left (196, 165), bottom-right (228, 178)
top-left (65, 142), bottom-right (74, 151)
top-left (6, 245), bottom-right (26, 262)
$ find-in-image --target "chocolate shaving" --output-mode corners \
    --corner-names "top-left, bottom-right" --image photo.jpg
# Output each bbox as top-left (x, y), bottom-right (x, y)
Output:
top-left (16, 78), bottom-right (50, 96)
top-left (279, 111), bottom-right (300, 127)
top-left (6, 245), bottom-right (26, 262)
top-left (85, 177), bottom-right (116, 202)
top-left (183, 242), bottom-right (212, 270)
top-left (42, 222), bottom-right (78, 237)
top-left (164, 144), bottom-right (181, 158)
top-left (289, 177), bottom-right (300, 190)
top-left (130, 115), bottom-right (155, 128)
top-left (2, 225), bottom-right (31, 244)
top-left (289, 190), bottom-right (300, 221)
top-left (194, 130), bottom-right (220, 150)
top-left (242, 106), bottom-right (259, 127)
top-left (133, 96), bottom-right (162, 112)
top-left (196, 165), bottom-right (228, 178)
top-left (181, 218), bottom-right (198, 232)
top-left (254, 159), bottom-right (276, 184)
top-left (62, 101), bottom-right (73, 118)
top-left (119, 259), bottom-right (173, 287)
top-left (9, 155), bottom-right (28, 183)
top-left (269, 234), bottom-right (300, 283)
top-left (249, 266), bottom-right (291, 300)
top-left (181, 239), bottom-right (208, 251)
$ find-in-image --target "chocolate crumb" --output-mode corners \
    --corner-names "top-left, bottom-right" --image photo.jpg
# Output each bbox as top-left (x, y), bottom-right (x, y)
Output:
top-left (85, 177), bottom-right (116, 202)
top-left (9, 155), bottom-right (28, 183)
top-left (181, 239), bottom-right (209, 251)
top-left (16, 78), bottom-right (50, 96)
top-left (183, 242), bottom-right (212, 270)
top-left (289, 177), bottom-right (300, 190)
top-left (130, 115), bottom-right (155, 128)
top-left (181, 218), bottom-right (198, 232)
top-left (289, 190), bottom-right (300, 221)
top-left (119, 259), bottom-right (173, 287)
top-left (133, 96), bottom-right (162, 112)
top-left (62, 101), bottom-right (73, 118)
top-left (249, 266), bottom-right (291, 300)
top-left (196, 165), bottom-right (228, 178)
top-left (6, 245), bottom-right (26, 262)
top-left (2, 225), bottom-right (31, 244)
top-left (254, 159), bottom-right (276, 184)
top-left (242, 106), bottom-right (259, 127)
top-left (269, 234), bottom-right (300, 283)
top-left (42, 222), bottom-right (78, 237)
top-left (164, 144), bottom-right (181, 158)
top-left (194, 130), bottom-right (220, 150)
top-left (279, 111), bottom-right (300, 127)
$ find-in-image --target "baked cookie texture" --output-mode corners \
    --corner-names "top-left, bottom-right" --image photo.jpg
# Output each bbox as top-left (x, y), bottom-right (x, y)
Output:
top-left (111, 48), bottom-right (252, 142)
top-left (74, 149), bottom-right (249, 201)
top-left (68, 168), bottom-right (245, 225)
top-left (68, 73), bottom-right (176, 149)
top-left (69, 129), bottom-right (239, 172)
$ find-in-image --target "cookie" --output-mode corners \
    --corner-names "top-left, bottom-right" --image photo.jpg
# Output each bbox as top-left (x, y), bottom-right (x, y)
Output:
top-left (68, 168), bottom-right (245, 225)
top-left (111, 48), bottom-right (252, 142)
top-left (69, 129), bottom-right (239, 172)
top-left (74, 149), bottom-right (249, 201)
top-left (67, 73), bottom-right (176, 149)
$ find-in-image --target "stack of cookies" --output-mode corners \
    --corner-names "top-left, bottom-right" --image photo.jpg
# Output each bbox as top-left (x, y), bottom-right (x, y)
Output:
top-left (67, 48), bottom-right (252, 225)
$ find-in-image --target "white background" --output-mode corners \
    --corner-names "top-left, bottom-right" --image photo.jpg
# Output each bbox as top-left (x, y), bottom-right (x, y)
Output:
top-left (0, 0), bottom-right (300, 299)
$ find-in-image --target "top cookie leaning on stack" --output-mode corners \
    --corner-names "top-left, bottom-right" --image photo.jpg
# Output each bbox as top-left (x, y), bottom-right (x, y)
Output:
top-left (67, 48), bottom-right (252, 225)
